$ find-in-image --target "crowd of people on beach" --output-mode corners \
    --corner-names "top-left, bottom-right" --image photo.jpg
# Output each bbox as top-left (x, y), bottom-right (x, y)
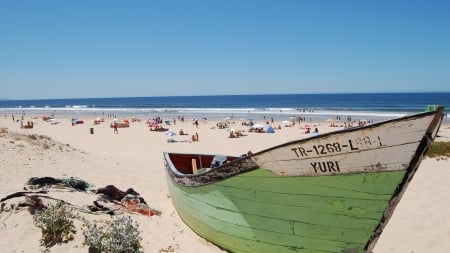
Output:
top-left (6, 110), bottom-right (435, 144)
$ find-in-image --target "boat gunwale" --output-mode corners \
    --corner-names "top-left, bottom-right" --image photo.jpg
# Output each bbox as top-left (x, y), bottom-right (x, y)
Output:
top-left (164, 152), bottom-right (259, 187)
top-left (163, 152), bottom-right (244, 178)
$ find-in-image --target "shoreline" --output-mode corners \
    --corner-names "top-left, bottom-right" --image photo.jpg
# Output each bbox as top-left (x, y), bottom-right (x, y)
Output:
top-left (2, 107), bottom-right (449, 127)
top-left (0, 114), bottom-right (449, 252)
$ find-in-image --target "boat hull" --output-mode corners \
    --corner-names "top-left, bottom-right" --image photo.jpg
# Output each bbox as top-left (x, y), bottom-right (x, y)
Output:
top-left (165, 167), bottom-right (405, 253)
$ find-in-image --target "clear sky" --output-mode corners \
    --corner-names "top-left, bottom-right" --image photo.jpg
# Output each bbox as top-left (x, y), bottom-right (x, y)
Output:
top-left (1, 0), bottom-right (449, 99)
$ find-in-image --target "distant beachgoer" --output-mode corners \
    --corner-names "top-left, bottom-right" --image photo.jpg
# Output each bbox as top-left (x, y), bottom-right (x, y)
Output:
top-left (113, 122), bottom-right (119, 134)
top-left (192, 132), bottom-right (199, 141)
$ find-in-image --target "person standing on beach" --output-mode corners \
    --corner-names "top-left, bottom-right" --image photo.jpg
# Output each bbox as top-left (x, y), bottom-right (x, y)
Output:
top-left (113, 122), bottom-right (119, 134)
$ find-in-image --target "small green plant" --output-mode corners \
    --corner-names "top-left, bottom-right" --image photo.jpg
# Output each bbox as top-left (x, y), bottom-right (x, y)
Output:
top-left (426, 141), bottom-right (450, 158)
top-left (28, 134), bottom-right (38, 140)
top-left (33, 201), bottom-right (77, 247)
top-left (82, 216), bottom-right (143, 253)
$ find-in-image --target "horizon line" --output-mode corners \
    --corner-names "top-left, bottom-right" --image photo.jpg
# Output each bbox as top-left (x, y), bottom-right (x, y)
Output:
top-left (2, 91), bottom-right (450, 101)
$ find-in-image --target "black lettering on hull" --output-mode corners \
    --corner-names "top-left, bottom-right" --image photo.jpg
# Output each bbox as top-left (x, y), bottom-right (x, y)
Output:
top-left (310, 161), bottom-right (341, 174)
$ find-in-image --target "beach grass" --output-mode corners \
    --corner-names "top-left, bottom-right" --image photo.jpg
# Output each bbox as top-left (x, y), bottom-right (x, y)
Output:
top-left (426, 141), bottom-right (450, 158)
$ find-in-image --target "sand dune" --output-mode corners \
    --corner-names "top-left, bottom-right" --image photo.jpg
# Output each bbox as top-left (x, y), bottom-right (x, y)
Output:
top-left (0, 115), bottom-right (449, 253)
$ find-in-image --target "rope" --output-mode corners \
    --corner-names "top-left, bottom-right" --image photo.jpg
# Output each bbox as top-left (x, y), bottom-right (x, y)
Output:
top-left (0, 203), bottom-right (18, 230)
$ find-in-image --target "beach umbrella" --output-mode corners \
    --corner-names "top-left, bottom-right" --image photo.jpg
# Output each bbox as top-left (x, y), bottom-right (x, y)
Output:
top-left (282, 120), bottom-right (291, 124)
top-left (252, 124), bottom-right (264, 129)
top-left (326, 118), bottom-right (334, 122)
top-left (165, 131), bottom-right (177, 136)
top-left (304, 124), bottom-right (311, 129)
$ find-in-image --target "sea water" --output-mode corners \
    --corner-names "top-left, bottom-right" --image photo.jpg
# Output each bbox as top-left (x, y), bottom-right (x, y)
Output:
top-left (0, 93), bottom-right (449, 123)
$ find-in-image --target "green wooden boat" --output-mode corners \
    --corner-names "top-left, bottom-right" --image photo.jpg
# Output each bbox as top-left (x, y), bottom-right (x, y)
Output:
top-left (163, 107), bottom-right (444, 253)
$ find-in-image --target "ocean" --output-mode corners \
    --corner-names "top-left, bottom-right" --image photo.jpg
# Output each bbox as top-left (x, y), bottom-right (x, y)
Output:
top-left (0, 93), bottom-right (449, 123)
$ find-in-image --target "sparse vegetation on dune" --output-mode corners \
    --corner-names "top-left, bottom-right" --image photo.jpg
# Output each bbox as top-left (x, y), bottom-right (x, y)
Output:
top-left (1, 132), bottom-right (78, 152)
top-left (426, 141), bottom-right (450, 158)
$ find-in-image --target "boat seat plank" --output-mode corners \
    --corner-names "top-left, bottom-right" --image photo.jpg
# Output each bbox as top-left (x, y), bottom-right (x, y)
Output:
top-left (192, 158), bottom-right (198, 174)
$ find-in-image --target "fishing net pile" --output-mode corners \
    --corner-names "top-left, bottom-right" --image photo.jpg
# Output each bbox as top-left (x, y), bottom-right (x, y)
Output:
top-left (0, 176), bottom-right (161, 217)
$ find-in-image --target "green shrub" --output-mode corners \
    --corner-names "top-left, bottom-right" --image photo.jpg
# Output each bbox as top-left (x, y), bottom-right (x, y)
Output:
top-left (426, 141), bottom-right (450, 158)
top-left (82, 216), bottom-right (143, 253)
top-left (32, 202), bottom-right (77, 247)
top-left (27, 134), bottom-right (38, 140)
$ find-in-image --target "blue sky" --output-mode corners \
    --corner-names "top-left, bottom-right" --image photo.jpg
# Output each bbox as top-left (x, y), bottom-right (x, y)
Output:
top-left (1, 0), bottom-right (449, 99)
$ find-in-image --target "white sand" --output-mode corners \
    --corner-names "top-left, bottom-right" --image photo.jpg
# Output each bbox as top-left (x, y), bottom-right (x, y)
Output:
top-left (0, 115), bottom-right (449, 253)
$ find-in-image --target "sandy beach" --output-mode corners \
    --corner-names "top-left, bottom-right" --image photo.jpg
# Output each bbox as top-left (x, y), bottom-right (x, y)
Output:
top-left (1, 114), bottom-right (449, 253)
